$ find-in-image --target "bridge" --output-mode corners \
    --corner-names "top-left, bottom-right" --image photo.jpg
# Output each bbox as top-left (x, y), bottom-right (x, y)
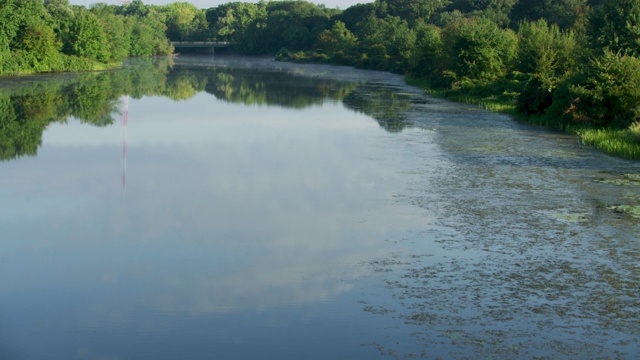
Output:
top-left (170, 41), bottom-right (232, 54)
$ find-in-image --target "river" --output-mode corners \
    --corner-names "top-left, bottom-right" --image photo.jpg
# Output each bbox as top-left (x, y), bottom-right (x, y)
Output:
top-left (1, 56), bottom-right (638, 359)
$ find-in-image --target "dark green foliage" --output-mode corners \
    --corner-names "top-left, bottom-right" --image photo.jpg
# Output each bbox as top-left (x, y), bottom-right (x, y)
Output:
top-left (194, 0), bottom-right (640, 138)
top-left (510, 0), bottom-right (588, 30)
top-left (130, 12), bottom-right (172, 57)
top-left (516, 20), bottom-right (558, 75)
top-left (513, 19), bottom-right (580, 116)
top-left (409, 23), bottom-right (444, 79)
top-left (0, 0), bottom-right (172, 75)
top-left (2, 1), bottom-right (60, 73)
top-left (66, 8), bottom-right (110, 62)
top-left (263, 1), bottom-right (332, 53)
top-left (333, 3), bottom-right (377, 31)
top-left (210, 0), bottom-right (337, 54)
top-left (215, 2), bottom-right (268, 53)
top-left (447, 0), bottom-right (491, 12)
top-left (447, 0), bottom-right (517, 26)
top-left (314, 20), bottom-right (358, 64)
top-left (440, 16), bottom-right (517, 86)
top-left (374, 0), bottom-right (451, 24)
top-left (588, 0), bottom-right (640, 56)
top-left (13, 20), bottom-right (64, 72)
top-left (517, 76), bottom-right (554, 114)
top-left (117, 0), bottom-right (149, 18)
top-left (516, 19), bottom-right (578, 77)
top-left (162, 2), bottom-right (209, 41)
top-left (97, 13), bottom-right (132, 62)
top-left (43, 0), bottom-right (76, 45)
top-left (356, 15), bottom-right (417, 72)
top-left (129, 18), bottom-right (156, 57)
top-left (549, 52), bottom-right (640, 128)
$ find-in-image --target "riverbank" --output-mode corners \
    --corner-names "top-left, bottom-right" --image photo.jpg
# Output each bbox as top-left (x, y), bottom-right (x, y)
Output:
top-left (406, 77), bottom-right (640, 160)
top-left (8, 53), bottom-right (639, 161)
top-left (0, 60), bottom-right (125, 78)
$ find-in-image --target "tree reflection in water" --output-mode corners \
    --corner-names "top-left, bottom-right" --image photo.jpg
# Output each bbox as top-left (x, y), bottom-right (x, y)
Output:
top-left (0, 56), bottom-right (413, 161)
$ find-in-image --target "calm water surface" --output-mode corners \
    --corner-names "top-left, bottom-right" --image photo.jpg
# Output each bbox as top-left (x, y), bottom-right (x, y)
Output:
top-left (1, 57), bottom-right (638, 359)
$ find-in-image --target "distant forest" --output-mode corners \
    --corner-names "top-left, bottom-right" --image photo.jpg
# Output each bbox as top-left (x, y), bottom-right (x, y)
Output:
top-left (2, 0), bottom-right (640, 145)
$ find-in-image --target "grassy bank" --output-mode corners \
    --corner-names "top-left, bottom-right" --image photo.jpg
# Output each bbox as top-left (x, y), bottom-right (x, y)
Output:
top-left (407, 77), bottom-right (640, 160)
top-left (1, 61), bottom-right (124, 78)
top-left (578, 127), bottom-right (640, 160)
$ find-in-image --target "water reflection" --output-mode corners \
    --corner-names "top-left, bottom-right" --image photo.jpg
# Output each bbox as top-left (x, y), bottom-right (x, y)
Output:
top-left (0, 58), bottom-right (172, 161)
top-left (343, 85), bottom-right (413, 133)
top-left (4, 56), bottom-right (634, 360)
top-left (0, 57), bottom-right (413, 161)
top-left (0, 56), bottom-right (429, 360)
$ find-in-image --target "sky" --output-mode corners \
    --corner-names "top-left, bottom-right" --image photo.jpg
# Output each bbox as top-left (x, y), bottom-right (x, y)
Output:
top-left (69, 0), bottom-right (370, 10)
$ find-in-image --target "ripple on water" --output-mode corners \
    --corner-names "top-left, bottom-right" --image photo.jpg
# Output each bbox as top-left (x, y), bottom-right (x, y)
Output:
top-left (359, 86), bottom-right (640, 359)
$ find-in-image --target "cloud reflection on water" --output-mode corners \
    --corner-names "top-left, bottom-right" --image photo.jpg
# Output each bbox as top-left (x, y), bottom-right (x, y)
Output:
top-left (0, 57), bottom-right (434, 360)
top-left (1, 95), bottom-right (429, 320)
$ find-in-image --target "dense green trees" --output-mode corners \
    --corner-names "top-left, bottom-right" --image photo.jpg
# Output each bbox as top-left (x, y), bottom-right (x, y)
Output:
top-left (549, 51), bottom-right (640, 128)
top-left (99, 11), bottom-right (132, 62)
top-left (163, 0), bottom-right (637, 135)
top-left (375, 0), bottom-right (450, 24)
top-left (162, 2), bottom-right (209, 41)
top-left (315, 21), bottom-right (358, 63)
top-left (216, 2), bottom-right (268, 53)
top-left (510, 0), bottom-right (587, 30)
top-left (515, 19), bottom-right (578, 115)
top-left (0, 0), bottom-right (172, 76)
top-left (4, 0), bottom-right (640, 146)
top-left (263, 0), bottom-right (333, 52)
top-left (235, 0), bottom-right (637, 132)
top-left (68, 8), bottom-right (110, 62)
top-left (588, 0), bottom-right (640, 56)
top-left (441, 16), bottom-right (517, 85)
top-left (356, 15), bottom-right (416, 71)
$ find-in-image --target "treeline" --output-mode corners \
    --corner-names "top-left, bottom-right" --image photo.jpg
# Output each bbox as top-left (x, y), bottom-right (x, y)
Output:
top-left (138, 0), bottom-right (639, 153)
top-left (0, 0), bottom-right (172, 75)
top-left (3, 0), bottom-right (640, 156)
top-left (189, 0), bottom-right (640, 134)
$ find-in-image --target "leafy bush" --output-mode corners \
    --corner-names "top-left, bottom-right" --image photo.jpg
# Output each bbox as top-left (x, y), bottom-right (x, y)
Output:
top-left (516, 19), bottom-right (578, 77)
top-left (410, 23), bottom-right (444, 80)
top-left (549, 51), bottom-right (640, 128)
top-left (440, 16), bottom-right (518, 86)
top-left (588, 0), bottom-right (640, 56)
top-left (517, 76), bottom-right (554, 114)
top-left (314, 20), bottom-right (358, 63)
